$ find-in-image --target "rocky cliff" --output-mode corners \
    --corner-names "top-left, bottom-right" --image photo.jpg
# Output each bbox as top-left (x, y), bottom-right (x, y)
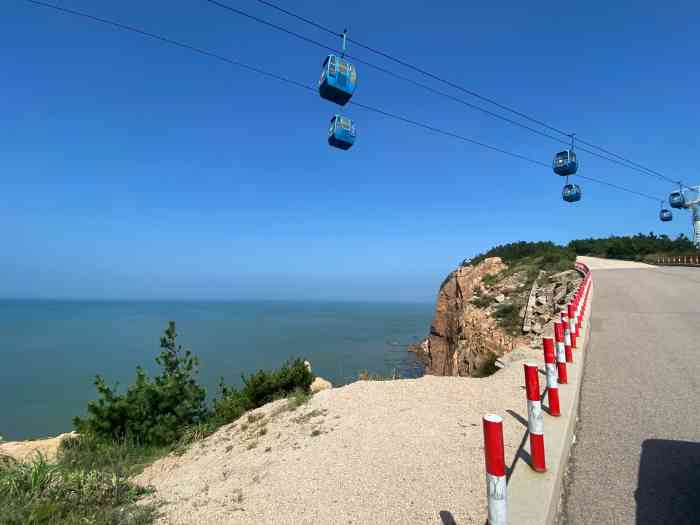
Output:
top-left (415, 257), bottom-right (519, 376)
top-left (413, 256), bottom-right (581, 377)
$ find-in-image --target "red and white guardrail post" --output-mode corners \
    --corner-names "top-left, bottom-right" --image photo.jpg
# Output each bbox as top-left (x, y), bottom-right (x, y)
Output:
top-left (561, 312), bottom-right (573, 364)
top-left (524, 363), bottom-right (546, 472)
top-left (483, 414), bottom-right (507, 525)
top-left (567, 302), bottom-right (577, 349)
top-left (554, 320), bottom-right (568, 383)
top-left (542, 337), bottom-right (560, 416)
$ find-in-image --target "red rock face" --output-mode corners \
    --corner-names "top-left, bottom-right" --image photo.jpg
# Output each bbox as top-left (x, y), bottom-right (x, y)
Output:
top-left (423, 257), bottom-right (518, 376)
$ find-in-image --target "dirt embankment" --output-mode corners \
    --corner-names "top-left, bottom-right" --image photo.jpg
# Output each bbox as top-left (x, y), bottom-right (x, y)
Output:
top-left (134, 358), bottom-right (544, 525)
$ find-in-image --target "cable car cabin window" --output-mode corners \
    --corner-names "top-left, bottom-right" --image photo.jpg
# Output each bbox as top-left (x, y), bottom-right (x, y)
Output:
top-left (669, 192), bottom-right (685, 208)
top-left (570, 152), bottom-right (576, 162)
top-left (338, 118), bottom-right (351, 130)
top-left (328, 56), bottom-right (337, 76)
top-left (562, 184), bottom-right (581, 202)
top-left (555, 151), bottom-right (569, 163)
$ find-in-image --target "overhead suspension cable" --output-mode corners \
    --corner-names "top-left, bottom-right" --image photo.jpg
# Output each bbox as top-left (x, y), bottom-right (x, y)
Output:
top-left (23, 0), bottom-right (662, 204)
top-left (243, 0), bottom-right (685, 188)
top-left (574, 174), bottom-right (660, 202)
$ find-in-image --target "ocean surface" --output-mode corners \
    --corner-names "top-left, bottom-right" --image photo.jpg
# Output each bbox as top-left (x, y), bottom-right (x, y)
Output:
top-left (0, 300), bottom-right (432, 440)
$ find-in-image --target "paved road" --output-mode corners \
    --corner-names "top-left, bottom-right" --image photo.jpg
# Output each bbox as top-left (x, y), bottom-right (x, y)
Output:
top-left (561, 260), bottom-right (700, 524)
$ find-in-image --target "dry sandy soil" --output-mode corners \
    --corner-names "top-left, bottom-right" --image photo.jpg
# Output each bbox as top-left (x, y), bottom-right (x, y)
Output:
top-left (135, 347), bottom-right (542, 525)
top-left (0, 432), bottom-right (76, 462)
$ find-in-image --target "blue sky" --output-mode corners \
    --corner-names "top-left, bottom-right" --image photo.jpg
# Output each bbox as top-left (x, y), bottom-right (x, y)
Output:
top-left (2, 0), bottom-right (698, 302)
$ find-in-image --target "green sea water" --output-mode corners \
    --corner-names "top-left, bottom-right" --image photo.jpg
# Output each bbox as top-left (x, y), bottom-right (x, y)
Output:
top-left (0, 300), bottom-right (431, 440)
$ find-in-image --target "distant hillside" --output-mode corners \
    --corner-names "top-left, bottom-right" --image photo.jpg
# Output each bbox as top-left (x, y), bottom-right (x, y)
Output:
top-left (468, 233), bottom-right (695, 266)
top-left (567, 233), bottom-right (695, 262)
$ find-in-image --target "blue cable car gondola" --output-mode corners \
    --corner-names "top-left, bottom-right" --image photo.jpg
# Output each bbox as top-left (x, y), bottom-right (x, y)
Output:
top-left (318, 31), bottom-right (357, 106)
top-left (553, 150), bottom-right (578, 176)
top-left (562, 183), bottom-right (582, 203)
top-left (328, 115), bottom-right (356, 150)
top-left (659, 208), bottom-right (673, 222)
top-left (669, 190), bottom-right (686, 209)
top-left (553, 134), bottom-right (578, 176)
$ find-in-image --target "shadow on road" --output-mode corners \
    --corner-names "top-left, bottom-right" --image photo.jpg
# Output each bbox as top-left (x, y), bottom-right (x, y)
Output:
top-left (635, 439), bottom-right (700, 524)
top-left (505, 409), bottom-right (531, 482)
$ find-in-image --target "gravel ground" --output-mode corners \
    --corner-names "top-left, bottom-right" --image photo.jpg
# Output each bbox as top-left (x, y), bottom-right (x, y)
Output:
top-left (135, 348), bottom-right (542, 525)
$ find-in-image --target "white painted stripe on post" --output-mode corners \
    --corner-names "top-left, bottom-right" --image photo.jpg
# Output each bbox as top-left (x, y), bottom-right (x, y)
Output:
top-left (545, 362), bottom-right (558, 389)
top-left (486, 473), bottom-right (507, 525)
top-left (527, 399), bottom-right (544, 435)
top-left (556, 341), bottom-right (566, 364)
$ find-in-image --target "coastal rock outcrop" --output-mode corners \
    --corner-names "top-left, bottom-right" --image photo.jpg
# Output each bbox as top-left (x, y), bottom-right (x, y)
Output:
top-left (311, 377), bottom-right (332, 393)
top-left (412, 257), bottom-right (584, 376)
top-left (418, 257), bottom-right (520, 376)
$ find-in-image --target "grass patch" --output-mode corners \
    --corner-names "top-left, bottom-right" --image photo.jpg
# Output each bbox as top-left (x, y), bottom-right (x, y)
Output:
top-left (286, 388), bottom-right (312, 411)
top-left (470, 295), bottom-right (492, 309)
top-left (357, 370), bottom-right (398, 381)
top-left (57, 434), bottom-right (168, 477)
top-left (471, 353), bottom-right (501, 378)
top-left (493, 303), bottom-right (522, 336)
top-left (0, 439), bottom-right (159, 525)
top-left (482, 273), bottom-right (499, 287)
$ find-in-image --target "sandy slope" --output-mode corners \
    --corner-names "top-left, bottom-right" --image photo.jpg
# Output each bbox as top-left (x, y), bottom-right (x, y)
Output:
top-left (135, 347), bottom-right (541, 525)
top-left (0, 432), bottom-right (76, 462)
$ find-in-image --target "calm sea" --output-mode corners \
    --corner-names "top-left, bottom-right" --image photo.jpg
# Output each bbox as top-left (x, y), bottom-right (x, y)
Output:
top-left (0, 300), bottom-right (432, 440)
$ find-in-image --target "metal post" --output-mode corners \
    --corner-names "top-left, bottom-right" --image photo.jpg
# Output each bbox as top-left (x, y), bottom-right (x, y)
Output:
top-left (341, 29), bottom-right (347, 57)
top-left (483, 414), bottom-right (507, 525)
top-left (524, 363), bottom-right (546, 472)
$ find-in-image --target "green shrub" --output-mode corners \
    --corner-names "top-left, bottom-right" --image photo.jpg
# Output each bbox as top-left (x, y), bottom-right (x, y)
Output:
top-left (74, 322), bottom-right (207, 446)
top-left (287, 387), bottom-right (312, 410)
top-left (493, 303), bottom-right (522, 335)
top-left (568, 232), bottom-right (696, 260)
top-left (213, 359), bottom-right (314, 425)
top-left (240, 358), bottom-right (314, 408)
top-left (470, 296), bottom-right (492, 308)
top-left (212, 383), bottom-right (250, 425)
top-left (482, 273), bottom-right (500, 287)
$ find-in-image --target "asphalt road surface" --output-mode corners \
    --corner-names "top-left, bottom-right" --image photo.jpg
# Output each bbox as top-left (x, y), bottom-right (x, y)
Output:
top-left (560, 258), bottom-right (700, 525)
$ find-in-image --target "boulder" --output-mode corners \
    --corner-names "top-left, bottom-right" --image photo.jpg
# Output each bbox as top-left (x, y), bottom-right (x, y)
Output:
top-left (532, 322), bottom-right (543, 334)
top-left (310, 377), bottom-right (332, 393)
top-left (495, 294), bottom-right (505, 303)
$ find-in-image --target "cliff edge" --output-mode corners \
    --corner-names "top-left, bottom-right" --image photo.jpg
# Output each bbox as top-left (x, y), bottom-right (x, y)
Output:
top-left (414, 255), bottom-right (581, 377)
